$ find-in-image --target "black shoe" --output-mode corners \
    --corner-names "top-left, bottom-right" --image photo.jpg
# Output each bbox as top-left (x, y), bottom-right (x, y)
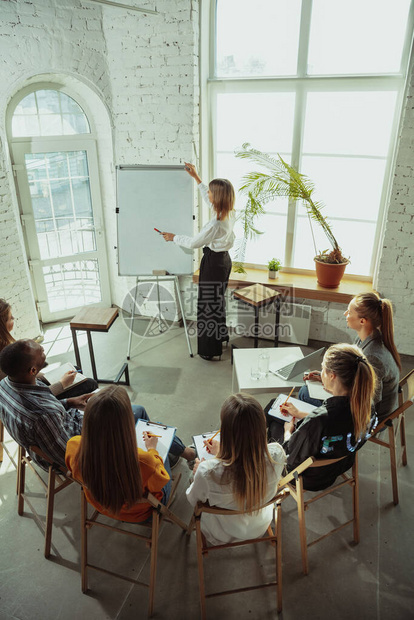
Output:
top-left (221, 335), bottom-right (230, 344)
top-left (199, 354), bottom-right (214, 360)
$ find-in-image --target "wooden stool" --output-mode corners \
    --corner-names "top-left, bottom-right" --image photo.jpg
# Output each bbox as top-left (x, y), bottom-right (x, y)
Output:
top-left (232, 284), bottom-right (281, 359)
top-left (70, 307), bottom-right (129, 385)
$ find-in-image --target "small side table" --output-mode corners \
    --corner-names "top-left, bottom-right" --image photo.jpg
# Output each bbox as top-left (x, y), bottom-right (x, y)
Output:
top-left (232, 284), bottom-right (281, 362)
top-left (70, 307), bottom-right (129, 386)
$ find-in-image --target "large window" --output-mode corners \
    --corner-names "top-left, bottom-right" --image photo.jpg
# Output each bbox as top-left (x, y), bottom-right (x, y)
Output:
top-left (210, 0), bottom-right (413, 276)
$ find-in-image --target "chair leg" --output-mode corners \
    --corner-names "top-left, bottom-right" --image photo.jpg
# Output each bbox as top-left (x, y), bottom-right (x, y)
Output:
top-left (388, 423), bottom-right (399, 506)
top-left (148, 512), bottom-right (159, 618)
top-left (17, 447), bottom-right (26, 516)
top-left (400, 414), bottom-right (407, 467)
top-left (81, 490), bottom-right (88, 593)
top-left (195, 519), bottom-right (207, 620)
top-left (296, 477), bottom-right (308, 575)
top-left (0, 420), bottom-right (4, 463)
top-left (44, 467), bottom-right (56, 558)
top-left (275, 503), bottom-right (283, 613)
top-left (352, 457), bottom-right (360, 544)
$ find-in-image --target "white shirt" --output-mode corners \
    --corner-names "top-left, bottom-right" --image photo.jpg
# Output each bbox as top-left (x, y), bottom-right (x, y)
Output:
top-left (173, 183), bottom-right (235, 252)
top-left (186, 442), bottom-right (286, 546)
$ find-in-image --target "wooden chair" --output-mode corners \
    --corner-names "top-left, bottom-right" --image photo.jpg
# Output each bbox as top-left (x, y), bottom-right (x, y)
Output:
top-left (188, 457), bottom-right (314, 619)
top-left (17, 444), bottom-right (74, 558)
top-left (80, 473), bottom-right (187, 618)
top-left (284, 454), bottom-right (359, 576)
top-left (369, 368), bottom-right (414, 505)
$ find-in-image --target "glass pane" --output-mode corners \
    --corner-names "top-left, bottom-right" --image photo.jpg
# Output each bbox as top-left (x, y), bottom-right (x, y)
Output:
top-left (68, 151), bottom-right (89, 177)
top-left (303, 91), bottom-right (398, 156)
top-left (216, 0), bottom-right (301, 77)
top-left (26, 154), bottom-right (47, 181)
top-left (25, 151), bottom-right (97, 260)
top-left (308, 0), bottom-right (411, 75)
top-left (39, 114), bottom-right (63, 136)
top-left (47, 153), bottom-right (69, 179)
top-left (12, 90), bottom-right (90, 137)
top-left (216, 92), bottom-right (296, 153)
top-left (43, 260), bottom-right (102, 313)
top-left (62, 114), bottom-right (89, 134)
top-left (30, 181), bottom-right (52, 219)
top-left (12, 115), bottom-right (40, 137)
top-left (301, 156), bottom-right (387, 221)
top-left (50, 180), bottom-right (73, 217)
top-left (72, 178), bottom-right (93, 217)
top-left (36, 90), bottom-right (60, 114)
top-left (15, 92), bottom-right (37, 115)
top-left (238, 212), bottom-right (288, 266)
top-left (292, 215), bottom-right (375, 276)
top-left (60, 92), bottom-right (85, 114)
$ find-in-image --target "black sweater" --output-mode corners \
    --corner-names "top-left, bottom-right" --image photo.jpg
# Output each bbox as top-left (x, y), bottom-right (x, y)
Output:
top-left (286, 396), bottom-right (376, 491)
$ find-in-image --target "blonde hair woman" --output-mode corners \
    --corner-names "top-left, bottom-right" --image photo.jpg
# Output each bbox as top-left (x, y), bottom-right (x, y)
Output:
top-left (186, 393), bottom-right (286, 546)
top-left (282, 344), bottom-right (377, 491)
top-left (297, 293), bottom-right (400, 422)
top-left (162, 163), bottom-right (235, 360)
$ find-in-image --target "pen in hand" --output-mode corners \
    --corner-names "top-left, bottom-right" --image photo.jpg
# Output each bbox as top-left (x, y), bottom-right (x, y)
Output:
top-left (154, 228), bottom-right (162, 234)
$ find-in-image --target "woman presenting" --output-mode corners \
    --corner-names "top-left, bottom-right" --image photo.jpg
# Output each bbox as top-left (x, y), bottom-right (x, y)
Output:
top-left (162, 163), bottom-right (235, 360)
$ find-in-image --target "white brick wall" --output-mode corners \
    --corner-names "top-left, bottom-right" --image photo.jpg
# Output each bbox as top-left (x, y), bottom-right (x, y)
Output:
top-left (0, 0), bottom-right (412, 353)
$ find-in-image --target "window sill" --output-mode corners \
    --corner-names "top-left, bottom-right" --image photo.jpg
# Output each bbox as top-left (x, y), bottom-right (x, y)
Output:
top-left (193, 268), bottom-right (376, 304)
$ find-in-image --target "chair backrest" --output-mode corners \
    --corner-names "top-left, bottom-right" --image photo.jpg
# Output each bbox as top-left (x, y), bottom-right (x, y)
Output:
top-left (399, 369), bottom-right (414, 406)
top-left (195, 456), bottom-right (315, 518)
top-left (29, 444), bottom-right (68, 476)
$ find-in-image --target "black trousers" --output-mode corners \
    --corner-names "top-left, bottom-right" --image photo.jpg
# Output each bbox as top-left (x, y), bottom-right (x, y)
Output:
top-left (197, 247), bottom-right (232, 357)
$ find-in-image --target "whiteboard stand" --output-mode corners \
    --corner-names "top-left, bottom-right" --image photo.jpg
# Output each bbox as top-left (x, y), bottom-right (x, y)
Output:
top-left (126, 275), bottom-right (194, 360)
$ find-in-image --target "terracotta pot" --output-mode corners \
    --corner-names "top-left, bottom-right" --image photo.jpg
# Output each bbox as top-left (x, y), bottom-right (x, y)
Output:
top-left (314, 258), bottom-right (348, 288)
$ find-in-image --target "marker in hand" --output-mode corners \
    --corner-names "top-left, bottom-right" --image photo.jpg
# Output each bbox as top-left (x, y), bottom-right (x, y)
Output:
top-left (154, 228), bottom-right (162, 234)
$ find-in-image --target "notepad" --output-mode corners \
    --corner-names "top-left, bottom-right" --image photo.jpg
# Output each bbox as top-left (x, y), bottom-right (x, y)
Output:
top-left (41, 362), bottom-right (87, 391)
top-left (193, 431), bottom-right (221, 461)
top-left (135, 420), bottom-right (176, 463)
top-left (305, 380), bottom-right (332, 401)
top-left (268, 394), bottom-right (316, 423)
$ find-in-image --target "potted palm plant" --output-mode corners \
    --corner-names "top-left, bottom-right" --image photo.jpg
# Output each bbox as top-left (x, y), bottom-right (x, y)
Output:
top-left (235, 144), bottom-right (349, 288)
top-left (268, 257), bottom-right (281, 279)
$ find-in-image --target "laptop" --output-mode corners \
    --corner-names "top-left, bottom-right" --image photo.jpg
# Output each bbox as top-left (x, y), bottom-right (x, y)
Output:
top-left (270, 348), bottom-right (325, 380)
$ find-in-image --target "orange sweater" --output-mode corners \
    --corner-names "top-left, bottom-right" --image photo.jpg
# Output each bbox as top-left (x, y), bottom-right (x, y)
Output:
top-left (65, 436), bottom-right (170, 522)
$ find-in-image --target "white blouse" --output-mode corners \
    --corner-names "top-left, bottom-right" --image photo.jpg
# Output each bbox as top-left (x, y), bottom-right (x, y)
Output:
top-left (173, 183), bottom-right (235, 252)
top-left (186, 442), bottom-right (286, 546)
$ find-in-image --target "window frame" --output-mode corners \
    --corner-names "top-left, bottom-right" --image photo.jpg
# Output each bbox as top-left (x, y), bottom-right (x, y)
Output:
top-left (7, 83), bottom-right (112, 322)
top-left (203, 0), bottom-right (414, 279)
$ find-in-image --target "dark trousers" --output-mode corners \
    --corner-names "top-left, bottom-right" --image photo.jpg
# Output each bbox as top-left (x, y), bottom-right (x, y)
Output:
top-left (197, 247), bottom-right (232, 357)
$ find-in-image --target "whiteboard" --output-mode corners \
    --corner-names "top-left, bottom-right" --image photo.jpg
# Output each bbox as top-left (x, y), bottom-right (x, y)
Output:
top-left (116, 165), bottom-right (195, 276)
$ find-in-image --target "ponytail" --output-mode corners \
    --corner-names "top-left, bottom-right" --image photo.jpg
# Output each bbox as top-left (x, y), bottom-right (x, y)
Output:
top-left (353, 293), bottom-right (401, 371)
top-left (380, 299), bottom-right (401, 371)
top-left (324, 344), bottom-right (376, 439)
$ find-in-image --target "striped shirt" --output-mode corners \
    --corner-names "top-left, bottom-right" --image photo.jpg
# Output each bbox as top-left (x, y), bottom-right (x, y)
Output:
top-left (0, 377), bottom-right (83, 470)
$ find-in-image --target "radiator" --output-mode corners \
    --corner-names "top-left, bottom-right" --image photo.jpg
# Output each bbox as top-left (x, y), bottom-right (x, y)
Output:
top-left (235, 301), bottom-right (312, 346)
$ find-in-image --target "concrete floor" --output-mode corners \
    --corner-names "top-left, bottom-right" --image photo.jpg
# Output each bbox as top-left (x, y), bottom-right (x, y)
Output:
top-left (1, 316), bottom-right (413, 620)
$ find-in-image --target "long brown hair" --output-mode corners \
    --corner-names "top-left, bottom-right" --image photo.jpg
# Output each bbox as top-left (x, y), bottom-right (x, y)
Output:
top-left (76, 386), bottom-right (143, 514)
top-left (353, 292), bottom-right (401, 371)
top-left (217, 393), bottom-right (275, 513)
top-left (0, 299), bottom-right (15, 352)
top-left (324, 344), bottom-right (376, 439)
top-left (209, 178), bottom-right (235, 220)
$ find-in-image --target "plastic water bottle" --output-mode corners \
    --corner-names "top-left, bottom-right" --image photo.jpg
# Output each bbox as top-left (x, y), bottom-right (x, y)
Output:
top-left (259, 352), bottom-right (270, 378)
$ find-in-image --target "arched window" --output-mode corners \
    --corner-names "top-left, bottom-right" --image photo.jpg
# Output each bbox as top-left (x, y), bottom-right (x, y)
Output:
top-left (8, 86), bottom-right (110, 322)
